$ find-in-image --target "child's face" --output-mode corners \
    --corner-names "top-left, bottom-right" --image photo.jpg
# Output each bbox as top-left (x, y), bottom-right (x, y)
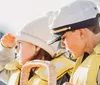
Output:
top-left (17, 40), bottom-right (37, 65)
top-left (61, 29), bottom-right (87, 58)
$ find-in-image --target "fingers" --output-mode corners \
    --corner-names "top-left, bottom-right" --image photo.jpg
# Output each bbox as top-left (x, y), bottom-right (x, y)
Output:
top-left (1, 33), bottom-right (16, 48)
top-left (8, 33), bottom-right (16, 39)
top-left (2, 33), bottom-right (16, 41)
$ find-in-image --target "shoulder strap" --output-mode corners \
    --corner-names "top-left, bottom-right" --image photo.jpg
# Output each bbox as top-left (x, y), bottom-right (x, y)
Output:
top-left (5, 59), bottom-right (21, 71)
top-left (35, 56), bottom-right (74, 81)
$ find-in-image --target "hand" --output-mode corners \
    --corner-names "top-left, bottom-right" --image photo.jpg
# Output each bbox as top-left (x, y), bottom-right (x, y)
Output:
top-left (63, 82), bottom-right (74, 85)
top-left (1, 33), bottom-right (16, 48)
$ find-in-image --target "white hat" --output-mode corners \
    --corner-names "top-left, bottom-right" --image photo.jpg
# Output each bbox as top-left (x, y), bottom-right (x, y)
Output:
top-left (48, 0), bottom-right (100, 45)
top-left (16, 12), bottom-right (56, 57)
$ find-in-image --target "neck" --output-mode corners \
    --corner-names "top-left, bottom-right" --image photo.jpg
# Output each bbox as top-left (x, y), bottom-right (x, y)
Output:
top-left (94, 32), bottom-right (100, 46)
top-left (84, 40), bottom-right (94, 54)
top-left (85, 32), bottom-right (100, 54)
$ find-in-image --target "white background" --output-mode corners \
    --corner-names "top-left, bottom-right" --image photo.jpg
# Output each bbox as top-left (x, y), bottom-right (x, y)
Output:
top-left (0, 0), bottom-right (100, 35)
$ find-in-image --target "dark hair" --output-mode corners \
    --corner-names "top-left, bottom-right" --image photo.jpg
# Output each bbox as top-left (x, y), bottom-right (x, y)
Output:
top-left (43, 49), bottom-right (53, 60)
top-left (87, 14), bottom-right (100, 34)
top-left (33, 48), bottom-right (53, 61)
top-left (15, 44), bottom-right (53, 60)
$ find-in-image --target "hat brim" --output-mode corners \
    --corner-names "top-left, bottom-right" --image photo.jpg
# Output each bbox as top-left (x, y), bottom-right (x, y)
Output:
top-left (16, 33), bottom-right (55, 57)
top-left (47, 36), bottom-right (61, 45)
top-left (48, 16), bottom-right (100, 45)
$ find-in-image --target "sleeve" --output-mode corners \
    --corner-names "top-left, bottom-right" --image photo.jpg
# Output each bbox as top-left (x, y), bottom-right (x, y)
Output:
top-left (97, 68), bottom-right (100, 85)
top-left (0, 81), bottom-right (7, 85)
top-left (57, 73), bottom-right (70, 85)
top-left (0, 43), bottom-right (15, 71)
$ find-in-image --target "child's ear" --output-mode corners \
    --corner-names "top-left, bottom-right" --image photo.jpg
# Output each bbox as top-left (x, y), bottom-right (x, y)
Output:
top-left (79, 28), bottom-right (86, 39)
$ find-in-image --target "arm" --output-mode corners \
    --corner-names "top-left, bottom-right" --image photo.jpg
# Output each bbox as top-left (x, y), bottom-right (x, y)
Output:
top-left (0, 33), bottom-right (16, 71)
top-left (0, 43), bottom-right (15, 71)
top-left (57, 73), bottom-right (69, 85)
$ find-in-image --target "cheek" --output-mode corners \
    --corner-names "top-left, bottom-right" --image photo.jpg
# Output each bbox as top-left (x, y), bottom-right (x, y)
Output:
top-left (68, 37), bottom-right (85, 57)
top-left (64, 36), bottom-right (78, 50)
top-left (69, 38), bottom-right (78, 49)
top-left (63, 31), bottom-right (86, 57)
top-left (19, 46), bottom-right (34, 61)
top-left (64, 36), bottom-right (76, 51)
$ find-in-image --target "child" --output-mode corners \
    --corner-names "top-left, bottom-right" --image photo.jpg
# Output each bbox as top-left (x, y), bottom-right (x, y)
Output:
top-left (2, 12), bottom-right (74, 85)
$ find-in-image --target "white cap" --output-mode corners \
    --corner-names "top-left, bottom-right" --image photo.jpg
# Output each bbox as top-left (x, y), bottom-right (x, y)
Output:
top-left (16, 12), bottom-right (56, 57)
top-left (48, 0), bottom-right (100, 45)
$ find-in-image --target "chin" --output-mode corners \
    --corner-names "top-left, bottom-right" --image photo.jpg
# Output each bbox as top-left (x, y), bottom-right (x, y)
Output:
top-left (72, 53), bottom-right (81, 58)
top-left (19, 59), bottom-right (26, 65)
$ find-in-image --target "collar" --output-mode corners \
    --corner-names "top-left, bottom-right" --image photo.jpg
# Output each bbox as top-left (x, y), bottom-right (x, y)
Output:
top-left (94, 43), bottom-right (100, 55)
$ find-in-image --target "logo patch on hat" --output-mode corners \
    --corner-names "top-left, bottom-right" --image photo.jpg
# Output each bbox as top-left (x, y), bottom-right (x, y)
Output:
top-left (50, 27), bottom-right (71, 34)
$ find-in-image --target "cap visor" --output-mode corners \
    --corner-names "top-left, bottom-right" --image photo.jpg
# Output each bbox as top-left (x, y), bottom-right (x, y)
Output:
top-left (47, 36), bottom-right (61, 45)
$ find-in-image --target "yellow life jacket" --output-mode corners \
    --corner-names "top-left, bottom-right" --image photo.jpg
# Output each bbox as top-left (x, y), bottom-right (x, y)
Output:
top-left (6, 56), bottom-right (74, 85)
top-left (70, 44), bottom-right (100, 85)
top-left (5, 59), bottom-right (22, 71)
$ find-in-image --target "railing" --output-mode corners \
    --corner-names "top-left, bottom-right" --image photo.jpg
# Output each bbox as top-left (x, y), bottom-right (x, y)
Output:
top-left (20, 60), bottom-right (56, 85)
